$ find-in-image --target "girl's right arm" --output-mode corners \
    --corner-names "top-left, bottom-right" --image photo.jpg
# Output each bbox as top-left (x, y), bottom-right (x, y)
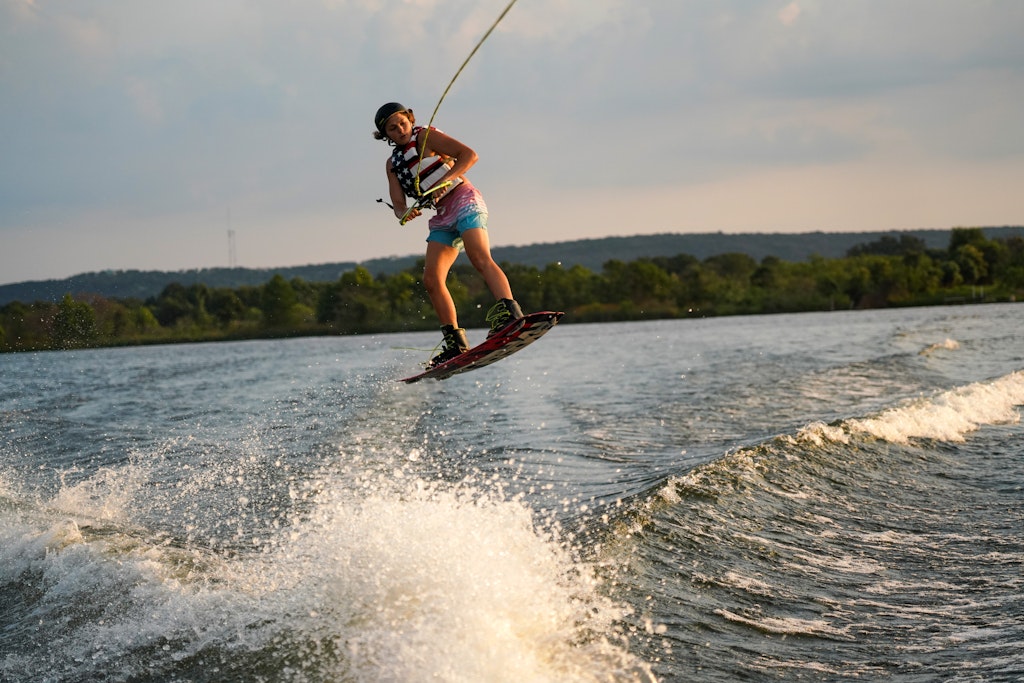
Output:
top-left (386, 159), bottom-right (420, 222)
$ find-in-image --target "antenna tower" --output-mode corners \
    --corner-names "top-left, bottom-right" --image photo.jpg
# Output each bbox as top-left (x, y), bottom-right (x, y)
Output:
top-left (227, 207), bottom-right (237, 268)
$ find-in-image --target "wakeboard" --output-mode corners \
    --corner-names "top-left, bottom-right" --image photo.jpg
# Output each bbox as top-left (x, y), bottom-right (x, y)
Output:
top-left (400, 311), bottom-right (564, 383)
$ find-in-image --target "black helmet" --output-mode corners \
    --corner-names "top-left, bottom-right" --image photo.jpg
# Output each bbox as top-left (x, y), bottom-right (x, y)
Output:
top-left (374, 102), bottom-right (408, 134)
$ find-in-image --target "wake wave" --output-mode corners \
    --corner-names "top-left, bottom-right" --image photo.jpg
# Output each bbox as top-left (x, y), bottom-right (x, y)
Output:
top-left (646, 370), bottom-right (1024, 511)
top-left (799, 370), bottom-right (1024, 445)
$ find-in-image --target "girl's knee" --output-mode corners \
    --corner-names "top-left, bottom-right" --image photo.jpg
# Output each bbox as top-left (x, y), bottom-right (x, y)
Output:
top-left (468, 253), bottom-right (497, 274)
top-left (422, 271), bottom-right (444, 294)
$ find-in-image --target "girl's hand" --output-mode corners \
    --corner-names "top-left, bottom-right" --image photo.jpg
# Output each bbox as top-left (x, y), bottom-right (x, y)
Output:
top-left (431, 182), bottom-right (450, 201)
top-left (399, 206), bottom-right (421, 224)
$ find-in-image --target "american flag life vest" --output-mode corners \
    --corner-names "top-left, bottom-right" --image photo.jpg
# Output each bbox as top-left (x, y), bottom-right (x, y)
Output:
top-left (389, 126), bottom-right (463, 207)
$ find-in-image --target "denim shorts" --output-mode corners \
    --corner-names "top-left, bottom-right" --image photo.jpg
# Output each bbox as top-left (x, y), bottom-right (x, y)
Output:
top-left (427, 210), bottom-right (488, 248)
top-left (426, 182), bottom-right (489, 248)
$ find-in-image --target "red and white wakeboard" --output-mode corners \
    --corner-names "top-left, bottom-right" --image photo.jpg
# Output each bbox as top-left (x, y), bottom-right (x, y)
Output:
top-left (399, 311), bottom-right (564, 383)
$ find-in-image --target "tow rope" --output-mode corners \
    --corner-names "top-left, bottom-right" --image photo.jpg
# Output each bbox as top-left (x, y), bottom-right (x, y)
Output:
top-left (378, 0), bottom-right (520, 223)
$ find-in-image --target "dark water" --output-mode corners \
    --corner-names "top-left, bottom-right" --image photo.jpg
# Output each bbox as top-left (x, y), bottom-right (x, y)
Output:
top-left (2, 304), bottom-right (1022, 682)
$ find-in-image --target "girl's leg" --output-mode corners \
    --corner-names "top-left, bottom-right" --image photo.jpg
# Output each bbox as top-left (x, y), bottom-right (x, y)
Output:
top-left (423, 240), bottom-right (461, 326)
top-left (460, 228), bottom-right (513, 300)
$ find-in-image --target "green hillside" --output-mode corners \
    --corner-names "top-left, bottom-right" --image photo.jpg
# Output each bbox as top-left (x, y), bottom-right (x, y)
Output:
top-left (2, 227), bottom-right (1023, 306)
top-left (3, 226), bottom-right (1024, 353)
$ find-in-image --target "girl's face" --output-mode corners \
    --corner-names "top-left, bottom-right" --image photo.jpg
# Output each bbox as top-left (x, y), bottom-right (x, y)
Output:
top-left (384, 112), bottom-right (413, 145)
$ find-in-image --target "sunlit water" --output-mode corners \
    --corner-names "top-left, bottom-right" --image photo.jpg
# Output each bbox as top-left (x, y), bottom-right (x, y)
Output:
top-left (2, 304), bottom-right (1023, 682)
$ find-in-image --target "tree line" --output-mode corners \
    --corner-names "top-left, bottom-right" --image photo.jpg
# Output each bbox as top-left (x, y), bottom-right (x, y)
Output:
top-left (2, 228), bottom-right (1022, 353)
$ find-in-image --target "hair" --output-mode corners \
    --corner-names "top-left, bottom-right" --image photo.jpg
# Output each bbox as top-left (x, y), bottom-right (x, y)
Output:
top-left (373, 109), bottom-right (416, 145)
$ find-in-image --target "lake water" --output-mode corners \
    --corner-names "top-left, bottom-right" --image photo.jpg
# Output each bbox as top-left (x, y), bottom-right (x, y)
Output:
top-left (2, 303), bottom-right (1023, 682)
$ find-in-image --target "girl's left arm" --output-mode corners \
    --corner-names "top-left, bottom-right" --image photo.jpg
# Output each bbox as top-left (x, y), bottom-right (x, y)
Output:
top-left (422, 129), bottom-right (478, 186)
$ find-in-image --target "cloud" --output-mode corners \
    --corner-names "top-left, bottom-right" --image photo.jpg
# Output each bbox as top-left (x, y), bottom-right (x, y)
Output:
top-left (125, 77), bottom-right (164, 125)
top-left (778, 2), bottom-right (801, 27)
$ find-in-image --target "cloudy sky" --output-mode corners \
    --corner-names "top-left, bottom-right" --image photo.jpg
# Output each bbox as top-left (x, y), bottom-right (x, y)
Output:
top-left (2, 0), bottom-right (1023, 285)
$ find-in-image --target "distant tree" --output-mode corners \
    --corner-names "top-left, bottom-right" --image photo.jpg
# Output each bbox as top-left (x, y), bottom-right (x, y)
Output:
top-left (537, 262), bottom-right (596, 312)
top-left (208, 288), bottom-right (247, 326)
top-left (847, 234), bottom-right (927, 257)
top-left (261, 274), bottom-right (300, 328)
top-left (953, 244), bottom-right (987, 285)
top-left (131, 305), bottom-right (160, 333)
top-left (691, 253), bottom-right (758, 312)
top-left (844, 263), bottom-right (874, 307)
top-left (287, 277), bottom-right (320, 311)
top-left (977, 239), bottom-right (1009, 285)
top-left (703, 252), bottom-right (758, 280)
top-left (651, 253), bottom-right (701, 277)
top-left (151, 283), bottom-right (192, 327)
top-left (501, 263), bottom-right (544, 313)
top-left (751, 255), bottom-right (782, 289)
top-left (601, 259), bottom-right (675, 305)
top-left (316, 267), bottom-right (391, 331)
top-left (901, 252), bottom-right (942, 297)
top-left (996, 237), bottom-right (1024, 288)
top-left (941, 261), bottom-right (964, 288)
top-left (149, 282), bottom-right (213, 327)
top-left (383, 271), bottom-right (424, 319)
top-left (52, 294), bottom-right (98, 349)
top-left (0, 301), bottom-right (31, 351)
top-left (79, 295), bottom-right (129, 340)
top-left (948, 227), bottom-right (988, 252)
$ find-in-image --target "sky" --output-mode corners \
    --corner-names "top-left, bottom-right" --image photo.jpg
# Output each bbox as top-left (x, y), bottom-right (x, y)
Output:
top-left (2, 0), bottom-right (1024, 285)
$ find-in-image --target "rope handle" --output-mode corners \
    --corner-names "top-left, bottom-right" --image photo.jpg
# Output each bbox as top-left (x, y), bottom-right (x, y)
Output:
top-left (376, 180), bottom-right (454, 225)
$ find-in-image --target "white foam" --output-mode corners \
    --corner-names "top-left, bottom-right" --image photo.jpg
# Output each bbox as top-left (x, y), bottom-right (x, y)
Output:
top-left (919, 338), bottom-right (960, 356)
top-left (794, 422), bottom-right (850, 446)
top-left (849, 371), bottom-right (1024, 443)
top-left (2, 469), bottom-right (655, 683)
top-left (49, 464), bottom-right (149, 523)
top-left (797, 371), bottom-right (1024, 446)
top-left (250, 479), bottom-right (656, 682)
top-left (715, 609), bottom-right (852, 639)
